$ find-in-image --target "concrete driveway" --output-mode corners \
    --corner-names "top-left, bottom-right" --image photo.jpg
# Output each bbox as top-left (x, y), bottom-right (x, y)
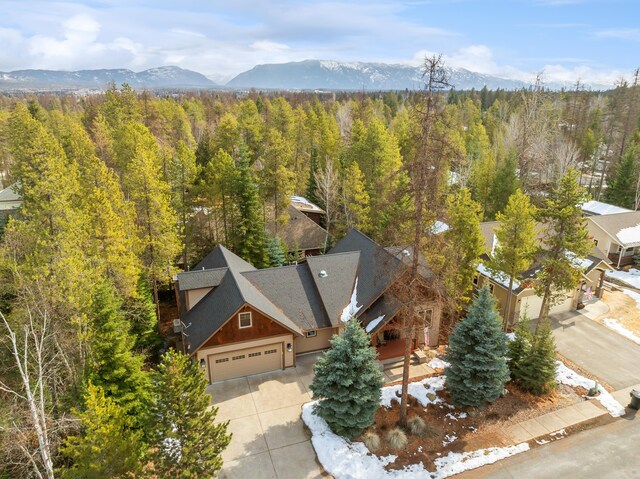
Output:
top-left (549, 302), bottom-right (640, 390)
top-left (209, 352), bottom-right (328, 479)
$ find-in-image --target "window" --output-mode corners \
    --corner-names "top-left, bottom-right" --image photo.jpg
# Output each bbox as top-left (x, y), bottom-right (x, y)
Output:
top-left (264, 349), bottom-right (277, 355)
top-left (306, 330), bottom-right (317, 338)
top-left (232, 355), bottom-right (246, 360)
top-left (215, 357), bottom-right (229, 364)
top-left (238, 312), bottom-right (252, 328)
top-left (593, 239), bottom-right (599, 247)
top-left (472, 274), bottom-right (479, 286)
top-left (248, 352), bottom-right (261, 358)
top-left (489, 283), bottom-right (495, 294)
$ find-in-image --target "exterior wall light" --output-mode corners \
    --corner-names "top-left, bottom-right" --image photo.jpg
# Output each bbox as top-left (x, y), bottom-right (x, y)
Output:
top-left (199, 358), bottom-right (206, 368)
top-left (287, 343), bottom-right (293, 352)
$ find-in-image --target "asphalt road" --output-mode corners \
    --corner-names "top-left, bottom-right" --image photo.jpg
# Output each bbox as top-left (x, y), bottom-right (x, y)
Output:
top-left (458, 412), bottom-right (640, 479)
top-left (549, 311), bottom-right (640, 390)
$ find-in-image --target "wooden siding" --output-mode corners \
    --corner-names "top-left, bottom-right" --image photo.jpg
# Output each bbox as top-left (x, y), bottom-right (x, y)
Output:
top-left (201, 305), bottom-right (292, 348)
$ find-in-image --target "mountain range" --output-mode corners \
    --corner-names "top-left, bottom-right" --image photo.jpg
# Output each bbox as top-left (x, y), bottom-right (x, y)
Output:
top-left (0, 61), bottom-right (608, 92)
top-left (0, 66), bottom-right (216, 90)
top-left (226, 60), bottom-right (528, 91)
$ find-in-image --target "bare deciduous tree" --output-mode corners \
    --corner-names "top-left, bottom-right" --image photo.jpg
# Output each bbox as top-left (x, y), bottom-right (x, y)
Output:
top-left (315, 158), bottom-right (339, 252)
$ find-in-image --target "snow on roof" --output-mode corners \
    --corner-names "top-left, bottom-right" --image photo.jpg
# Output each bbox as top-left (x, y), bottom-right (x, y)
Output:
top-left (476, 263), bottom-right (520, 291)
top-left (365, 314), bottom-right (385, 333)
top-left (566, 251), bottom-right (594, 270)
top-left (616, 224), bottom-right (640, 246)
top-left (291, 195), bottom-right (324, 212)
top-left (432, 220), bottom-right (449, 235)
top-left (340, 277), bottom-right (362, 322)
top-left (581, 200), bottom-right (632, 216)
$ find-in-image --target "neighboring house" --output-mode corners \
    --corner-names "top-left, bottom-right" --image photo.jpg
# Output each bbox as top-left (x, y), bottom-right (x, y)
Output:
top-left (0, 183), bottom-right (22, 219)
top-left (587, 211), bottom-right (640, 268)
top-left (175, 229), bottom-right (441, 383)
top-left (581, 200), bottom-right (632, 217)
top-left (266, 202), bottom-right (327, 258)
top-left (476, 221), bottom-right (612, 324)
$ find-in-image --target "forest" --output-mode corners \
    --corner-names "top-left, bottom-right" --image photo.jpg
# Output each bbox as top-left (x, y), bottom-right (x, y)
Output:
top-left (0, 68), bottom-right (639, 477)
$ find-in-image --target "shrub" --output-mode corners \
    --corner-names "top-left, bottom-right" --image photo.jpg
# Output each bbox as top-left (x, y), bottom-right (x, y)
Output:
top-left (407, 416), bottom-right (427, 437)
top-left (362, 431), bottom-right (381, 452)
top-left (385, 428), bottom-right (408, 450)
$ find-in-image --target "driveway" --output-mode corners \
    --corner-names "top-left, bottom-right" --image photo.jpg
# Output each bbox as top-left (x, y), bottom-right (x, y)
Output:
top-left (209, 352), bottom-right (328, 479)
top-left (548, 301), bottom-right (640, 390)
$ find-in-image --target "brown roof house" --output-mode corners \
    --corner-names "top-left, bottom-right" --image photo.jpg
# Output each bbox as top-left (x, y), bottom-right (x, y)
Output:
top-left (587, 211), bottom-right (640, 268)
top-left (175, 229), bottom-right (441, 383)
top-left (267, 196), bottom-right (328, 258)
top-left (476, 221), bottom-right (613, 325)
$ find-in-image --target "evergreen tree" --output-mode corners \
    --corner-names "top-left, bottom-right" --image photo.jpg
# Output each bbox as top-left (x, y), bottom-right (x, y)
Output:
top-left (266, 234), bottom-right (287, 267)
top-left (517, 318), bottom-right (557, 395)
top-left (445, 287), bottom-right (509, 408)
top-left (86, 282), bottom-right (151, 424)
top-left (121, 274), bottom-right (160, 352)
top-left (535, 167), bottom-right (591, 321)
top-left (305, 147), bottom-right (321, 207)
top-left (340, 161), bottom-right (370, 234)
top-left (309, 319), bottom-right (384, 438)
top-left (149, 350), bottom-right (231, 478)
top-left (234, 148), bottom-right (268, 267)
top-left (507, 314), bottom-right (533, 382)
top-left (604, 142), bottom-right (638, 209)
top-left (489, 189), bottom-right (537, 329)
top-left (60, 383), bottom-right (146, 479)
top-left (443, 188), bottom-right (485, 309)
top-left (487, 152), bottom-right (520, 218)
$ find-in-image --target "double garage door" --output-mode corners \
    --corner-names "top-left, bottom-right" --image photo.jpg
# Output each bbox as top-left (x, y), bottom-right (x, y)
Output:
top-left (208, 342), bottom-right (283, 382)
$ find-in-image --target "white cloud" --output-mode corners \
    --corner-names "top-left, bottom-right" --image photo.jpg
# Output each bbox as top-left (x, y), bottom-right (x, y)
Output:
top-left (250, 40), bottom-right (291, 52)
top-left (596, 28), bottom-right (640, 42)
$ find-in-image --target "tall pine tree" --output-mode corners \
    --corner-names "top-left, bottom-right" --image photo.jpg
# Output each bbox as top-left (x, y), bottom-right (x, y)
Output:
top-left (60, 383), bottom-right (146, 479)
top-left (445, 287), bottom-right (509, 408)
top-left (309, 319), bottom-right (384, 438)
top-left (490, 189), bottom-right (537, 329)
top-left (149, 350), bottom-right (231, 478)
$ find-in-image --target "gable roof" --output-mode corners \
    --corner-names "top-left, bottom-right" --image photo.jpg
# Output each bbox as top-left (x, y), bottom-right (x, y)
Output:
top-left (194, 244), bottom-right (256, 272)
top-left (176, 267), bottom-right (228, 291)
top-left (306, 252), bottom-right (360, 325)
top-left (581, 200), bottom-right (632, 216)
top-left (266, 204), bottom-right (327, 252)
top-left (588, 211), bottom-right (640, 247)
top-left (0, 183), bottom-right (21, 203)
top-left (329, 229), bottom-right (404, 311)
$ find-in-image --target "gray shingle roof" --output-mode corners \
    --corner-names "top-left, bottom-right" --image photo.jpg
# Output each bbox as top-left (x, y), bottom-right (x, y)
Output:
top-left (0, 183), bottom-right (21, 203)
top-left (329, 229), bottom-right (403, 311)
top-left (176, 267), bottom-right (228, 291)
top-left (242, 265), bottom-right (332, 330)
top-left (359, 295), bottom-right (403, 335)
top-left (195, 245), bottom-right (256, 272)
top-left (305, 252), bottom-right (360, 325)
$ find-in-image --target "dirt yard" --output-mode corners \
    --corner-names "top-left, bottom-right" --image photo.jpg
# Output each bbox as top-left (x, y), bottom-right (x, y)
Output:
top-left (357, 382), bottom-right (583, 472)
top-left (598, 289), bottom-right (640, 336)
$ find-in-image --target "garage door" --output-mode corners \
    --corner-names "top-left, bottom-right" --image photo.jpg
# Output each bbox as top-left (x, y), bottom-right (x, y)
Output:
top-left (208, 342), bottom-right (282, 382)
top-left (520, 293), bottom-right (573, 320)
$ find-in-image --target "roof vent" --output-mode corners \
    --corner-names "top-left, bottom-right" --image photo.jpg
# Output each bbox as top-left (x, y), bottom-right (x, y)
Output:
top-left (402, 249), bottom-right (410, 256)
top-left (319, 270), bottom-right (328, 278)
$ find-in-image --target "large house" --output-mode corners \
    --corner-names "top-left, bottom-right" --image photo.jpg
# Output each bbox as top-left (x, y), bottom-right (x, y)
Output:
top-left (475, 221), bottom-right (612, 325)
top-left (175, 229), bottom-right (441, 383)
top-left (586, 210), bottom-right (640, 268)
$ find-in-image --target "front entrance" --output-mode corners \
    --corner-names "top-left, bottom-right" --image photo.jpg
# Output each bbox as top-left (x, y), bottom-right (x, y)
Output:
top-left (208, 342), bottom-right (283, 382)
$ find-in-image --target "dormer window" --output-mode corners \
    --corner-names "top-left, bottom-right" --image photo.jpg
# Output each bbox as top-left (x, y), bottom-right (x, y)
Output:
top-left (306, 330), bottom-right (317, 338)
top-left (239, 312), bottom-right (252, 329)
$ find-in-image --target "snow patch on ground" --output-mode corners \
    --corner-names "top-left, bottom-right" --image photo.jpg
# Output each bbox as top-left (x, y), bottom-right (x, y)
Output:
top-left (341, 278), bottom-right (362, 322)
top-left (380, 376), bottom-right (446, 408)
top-left (505, 332), bottom-right (516, 341)
top-left (427, 357), bottom-right (450, 370)
top-left (442, 434), bottom-right (457, 446)
top-left (431, 444), bottom-right (530, 479)
top-left (606, 270), bottom-right (640, 289)
top-left (445, 412), bottom-right (468, 421)
top-left (622, 288), bottom-right (640, 309)
top-left (302, 401), bottom-right (530, 479)
top-left (366, 315), bottom-right (386, 333)
top-left (601, 318), bottom-right (640, 345)
top-left (555, 361), bottom-right (626, 417)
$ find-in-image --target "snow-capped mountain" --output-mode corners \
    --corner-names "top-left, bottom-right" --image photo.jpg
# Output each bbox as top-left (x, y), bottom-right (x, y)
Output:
top-left (0, 66), bottom-right (216, 90)
top-left (226, 60), bottom-right (528, 91)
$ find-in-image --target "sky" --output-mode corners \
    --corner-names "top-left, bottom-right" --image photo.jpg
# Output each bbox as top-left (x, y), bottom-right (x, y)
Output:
top-left (0, 0), bottom-right (638, 86)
